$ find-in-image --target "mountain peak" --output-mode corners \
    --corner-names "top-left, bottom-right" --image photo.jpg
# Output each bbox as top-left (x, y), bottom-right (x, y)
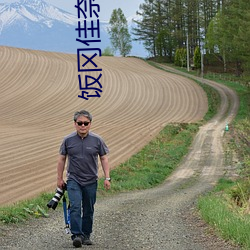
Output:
top-left (4, 0), bottom-right (48, 9)
top-left (19, 0), bottom-right (51, 11)
top-left (0, 0), bottom-right (77, 30)
top-left (20, 0), bottom-right (45, 4)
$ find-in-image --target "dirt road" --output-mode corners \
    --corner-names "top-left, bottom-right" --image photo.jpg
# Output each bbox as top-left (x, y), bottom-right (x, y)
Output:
top-left (0, 51), bottom-right (240, 249)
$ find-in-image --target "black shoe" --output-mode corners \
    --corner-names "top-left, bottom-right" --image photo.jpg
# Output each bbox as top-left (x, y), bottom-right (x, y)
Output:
top-left (72, 235), bottom-right (82, 248)
top-left (82, 234), bottom-right (93, 245)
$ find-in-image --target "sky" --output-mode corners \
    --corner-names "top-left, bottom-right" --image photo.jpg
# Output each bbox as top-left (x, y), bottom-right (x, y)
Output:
top-left (3, 0), bottom-right (145, 21)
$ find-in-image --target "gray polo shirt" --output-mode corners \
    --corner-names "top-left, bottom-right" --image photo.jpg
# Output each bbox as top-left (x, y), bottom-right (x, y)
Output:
top-left (59, 131), bottom-right (109, 186)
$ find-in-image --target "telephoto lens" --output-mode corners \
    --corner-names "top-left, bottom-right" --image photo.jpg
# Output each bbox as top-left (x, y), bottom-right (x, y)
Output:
top-left (47, 187), bottom-right (65, 210)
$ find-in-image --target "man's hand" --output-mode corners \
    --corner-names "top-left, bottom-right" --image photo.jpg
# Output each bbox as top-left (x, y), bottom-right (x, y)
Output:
top-left (57, 178), bottom-right (66, 190)
top-left (100, 154), bottom-right (111, 190)
top-left (104, 179), bottom-right (111, 190)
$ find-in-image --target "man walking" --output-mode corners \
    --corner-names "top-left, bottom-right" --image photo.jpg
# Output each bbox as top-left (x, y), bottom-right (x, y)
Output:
top-left (57, 110), bottom-right (111, 248)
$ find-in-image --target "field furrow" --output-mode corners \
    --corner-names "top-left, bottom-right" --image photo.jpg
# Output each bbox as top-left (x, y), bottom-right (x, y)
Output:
top-left (0, 47), bottom-right (208, 205)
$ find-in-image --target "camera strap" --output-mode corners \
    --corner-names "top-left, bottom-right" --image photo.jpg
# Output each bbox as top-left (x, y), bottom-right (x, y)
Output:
top-left (62, 195), bottom-right (71, 234)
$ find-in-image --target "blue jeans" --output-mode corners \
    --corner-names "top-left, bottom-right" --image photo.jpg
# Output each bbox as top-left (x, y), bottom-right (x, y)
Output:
top-left (67, 180), bottom-right (97, 236)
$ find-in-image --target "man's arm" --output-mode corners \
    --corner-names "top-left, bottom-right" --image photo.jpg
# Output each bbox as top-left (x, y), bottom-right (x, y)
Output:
top-left (100, 154), bottom-right (111, 190)
top-left (57, 154), bottom-right (66, 189)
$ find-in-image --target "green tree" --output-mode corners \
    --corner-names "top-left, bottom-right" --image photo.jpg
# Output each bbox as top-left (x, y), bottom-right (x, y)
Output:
top-left (133, 0), bottom-right (176, 59)
top-left (193, 46), bottom-right (201, 69)
top-left (133, 0), bottom-right (158, 57)
top-left (206, 0), bottom-right (250, 77)
top-left (174, 47), bottom-right (187, 67)
top-left (102, 47), bottom-right (114, 56)
top-left (174, 48), bottom-right (181, 66)
top-left (206, 11), bottom-right (228, 72)
top-left (180, 47), bottom-right (187, 67)
top-left (108, 8), bottom-right (132, 57)
top-left (133, 0), bottom-right (221, 61)
top-left (132, 0), bottom-right (249, 70)
top-left (229, 0), bottom-right (250, 78)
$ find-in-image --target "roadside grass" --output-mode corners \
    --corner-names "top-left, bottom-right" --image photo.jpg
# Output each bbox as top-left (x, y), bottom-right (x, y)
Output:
top-left (0, 193), bottom-right (53, 224)
top-left (98, 123), bottom-right (200, 195)
top-left (198, 179), bottom-right (250, 249)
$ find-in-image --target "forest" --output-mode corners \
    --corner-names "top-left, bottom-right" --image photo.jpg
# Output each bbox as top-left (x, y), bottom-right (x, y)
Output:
top-left (132, 0), bottom-right (250, 80)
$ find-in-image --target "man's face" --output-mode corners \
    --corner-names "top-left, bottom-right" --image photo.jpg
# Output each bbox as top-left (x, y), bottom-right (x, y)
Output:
top-left (74, 115), bottom-right (91, 136)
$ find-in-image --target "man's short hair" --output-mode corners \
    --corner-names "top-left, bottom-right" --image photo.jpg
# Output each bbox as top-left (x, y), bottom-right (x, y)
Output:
top-left (74, 110), bottom-right (93, 122)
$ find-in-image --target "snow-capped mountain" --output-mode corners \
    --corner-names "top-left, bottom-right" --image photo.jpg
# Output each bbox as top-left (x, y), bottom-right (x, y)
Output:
top-left (0, 0), bottom-right (146, 56)
top-left (0, 0), bottom-right (110, 53)
top-left (0, 0), bottom-right (77, 30)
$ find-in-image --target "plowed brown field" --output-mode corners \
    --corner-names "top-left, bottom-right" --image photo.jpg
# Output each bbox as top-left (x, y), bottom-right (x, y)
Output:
top-left (0, 46), bottom-right (208, 206)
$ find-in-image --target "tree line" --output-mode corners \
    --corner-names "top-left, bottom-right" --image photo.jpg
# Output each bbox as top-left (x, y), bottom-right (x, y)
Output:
top-left (108, 0), bottom-right (250, 79)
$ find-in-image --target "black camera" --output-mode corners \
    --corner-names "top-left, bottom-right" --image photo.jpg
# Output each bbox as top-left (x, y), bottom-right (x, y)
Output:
top-left (47, 187), bottom-right (65, 210)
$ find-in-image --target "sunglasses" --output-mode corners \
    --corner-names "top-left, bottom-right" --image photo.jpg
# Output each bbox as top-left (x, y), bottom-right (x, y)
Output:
top-left (76, 121), bottom-right (90, 126)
